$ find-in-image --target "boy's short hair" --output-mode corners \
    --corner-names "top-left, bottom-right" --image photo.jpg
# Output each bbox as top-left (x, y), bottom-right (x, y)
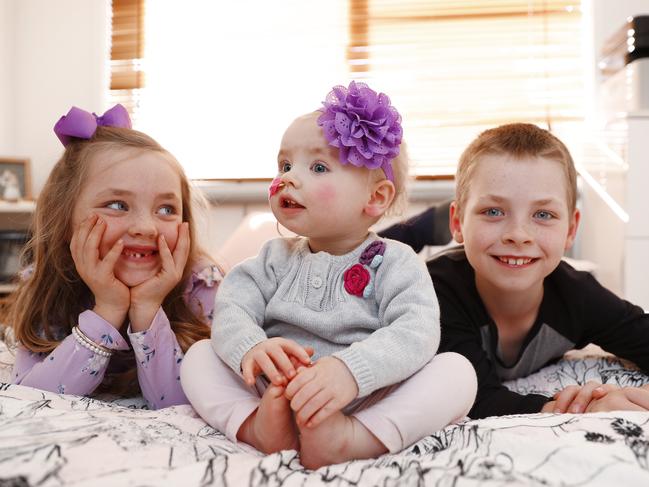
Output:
top-left (455, 123), bottom-right (577, 217)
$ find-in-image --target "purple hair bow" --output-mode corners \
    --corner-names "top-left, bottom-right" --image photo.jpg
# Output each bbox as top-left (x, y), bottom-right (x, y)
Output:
top-left (317, 81), bottom-right (402, 182)
top-left (53, 104), bottom-right (132, 146)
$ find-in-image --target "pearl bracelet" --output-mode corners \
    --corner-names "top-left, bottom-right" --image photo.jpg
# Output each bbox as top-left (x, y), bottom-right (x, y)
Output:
top-left (71, 326), bottom-right (113, 358)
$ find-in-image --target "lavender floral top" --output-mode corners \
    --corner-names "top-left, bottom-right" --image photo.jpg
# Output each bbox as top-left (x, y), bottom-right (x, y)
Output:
top-left (11, 264), bottom-right (222, 409)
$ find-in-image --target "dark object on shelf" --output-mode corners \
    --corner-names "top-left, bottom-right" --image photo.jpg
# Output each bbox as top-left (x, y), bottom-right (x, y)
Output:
top-left (379, 199), bottom-right (452, 253)
top-left (599, 15), bottom-right (649, 78)
top-left (0, 231), bottom-right (29, 283)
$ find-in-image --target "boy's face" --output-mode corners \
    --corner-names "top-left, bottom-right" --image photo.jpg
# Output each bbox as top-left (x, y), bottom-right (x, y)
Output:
top-left (450, 154), bottom-right (580, 297)
top-left (270, 113), bottom-right (379, 253)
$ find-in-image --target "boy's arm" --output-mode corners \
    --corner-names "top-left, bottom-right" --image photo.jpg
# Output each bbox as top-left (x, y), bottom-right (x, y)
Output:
top-left (436, 287), bottom-right (551, 418)
top-left (585, 385), bottom-right (649, 412)
top-left (444, 331), bottom-right (551, 418)
top-left (574, 270), bottom-right (649, 370)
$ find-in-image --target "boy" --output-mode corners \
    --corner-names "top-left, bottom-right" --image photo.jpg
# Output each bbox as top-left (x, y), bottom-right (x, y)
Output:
top-left (426, 123), bottom-right (649, 418)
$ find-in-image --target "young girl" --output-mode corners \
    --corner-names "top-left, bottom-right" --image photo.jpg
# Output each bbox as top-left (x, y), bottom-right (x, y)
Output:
top-left (181, 82), bottom-right (477, 469)
top-left (10, 104), bottom-right (222, 410)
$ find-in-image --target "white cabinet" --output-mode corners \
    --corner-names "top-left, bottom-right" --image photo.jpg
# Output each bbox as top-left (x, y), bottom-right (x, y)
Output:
top-left (593, 56), bottom-right (649, 310)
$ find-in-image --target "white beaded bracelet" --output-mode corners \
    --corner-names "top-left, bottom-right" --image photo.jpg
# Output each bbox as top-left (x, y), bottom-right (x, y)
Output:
top-left (71, 326), bottom-right (113, 358)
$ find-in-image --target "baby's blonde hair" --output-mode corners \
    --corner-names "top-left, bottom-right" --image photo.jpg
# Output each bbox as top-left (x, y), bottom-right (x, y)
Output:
top-left (455, 123), bottom-right (577, 218)
top-left (380, 140), bottom-right (408, 217)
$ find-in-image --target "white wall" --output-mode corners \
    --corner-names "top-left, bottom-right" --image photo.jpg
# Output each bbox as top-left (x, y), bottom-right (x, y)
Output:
top-left (1, 0), bottom-right (109, 196)
top-left (578, 0), bottom-right (649, 298)
top-left (0, 0), bottom-right (15, 153)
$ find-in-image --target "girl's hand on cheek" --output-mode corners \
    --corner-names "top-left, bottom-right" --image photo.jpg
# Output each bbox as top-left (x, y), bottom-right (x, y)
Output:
top-left (70, 214), bottom-right (130, 328)
top-left (129, 222), bottom-right (190, 331)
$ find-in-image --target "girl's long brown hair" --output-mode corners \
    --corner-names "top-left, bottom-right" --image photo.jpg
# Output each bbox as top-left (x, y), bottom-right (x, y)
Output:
top-left (8, 127), bottom-right (212, 394)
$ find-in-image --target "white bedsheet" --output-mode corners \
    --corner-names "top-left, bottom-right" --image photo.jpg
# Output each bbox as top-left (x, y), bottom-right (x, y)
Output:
top-left (2, 354), bottom-right (649, 486)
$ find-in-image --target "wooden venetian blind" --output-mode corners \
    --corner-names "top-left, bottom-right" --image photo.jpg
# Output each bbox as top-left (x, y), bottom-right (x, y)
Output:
top-left (109, 0), bottom-right (145, 124)
top-left (107, 1), bottom-right (584, 179)
top-left (349, 0), bottom-right (585, 177)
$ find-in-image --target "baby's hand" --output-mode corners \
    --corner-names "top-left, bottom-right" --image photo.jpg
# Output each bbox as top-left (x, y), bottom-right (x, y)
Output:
top-left (585, 385), bottom-right (649, 413)
top-left (241, 338), bottom-right (312, 387)
top-left (289, 346), bottom-right (315, 370)
top-left (549, 381), bottom-right (618, 413)
top-left (284, 356), bottom-right (358, 428)
top-left (70, 214), bottom-right (129, 328)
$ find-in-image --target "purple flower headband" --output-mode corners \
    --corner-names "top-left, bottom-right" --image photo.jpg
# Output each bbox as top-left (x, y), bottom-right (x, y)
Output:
top-left (317, 81), bottom-right (402, 182)
top-left (53, 104), bottom-right (132, 147)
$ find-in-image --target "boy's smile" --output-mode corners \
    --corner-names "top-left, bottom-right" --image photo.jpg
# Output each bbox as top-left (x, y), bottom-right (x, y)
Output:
top-left (451, 154), bottom-right (580, 300)
top-left (495, 256), bottom-right (537, 267)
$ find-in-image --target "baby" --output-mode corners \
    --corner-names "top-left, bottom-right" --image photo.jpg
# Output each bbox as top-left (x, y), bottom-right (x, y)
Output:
top-left (181, 82), bottom-right (476, 469)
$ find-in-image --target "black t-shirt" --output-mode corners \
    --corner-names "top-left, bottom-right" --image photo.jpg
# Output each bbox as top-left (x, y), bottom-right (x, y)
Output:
top-left (427, 247), bottom-right (649, 419)
top-left (378, 201), bottom-right (452, 252)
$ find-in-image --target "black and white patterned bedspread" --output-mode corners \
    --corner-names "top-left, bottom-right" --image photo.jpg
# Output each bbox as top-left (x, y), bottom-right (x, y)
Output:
top-left (2, 355), bottom-right (649, 486)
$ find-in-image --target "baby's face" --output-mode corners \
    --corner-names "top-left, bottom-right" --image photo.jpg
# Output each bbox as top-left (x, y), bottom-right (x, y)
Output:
top-left (270, 113), bottom-right (376, 254)
top-left (450, 154), bottom-right (579, 297)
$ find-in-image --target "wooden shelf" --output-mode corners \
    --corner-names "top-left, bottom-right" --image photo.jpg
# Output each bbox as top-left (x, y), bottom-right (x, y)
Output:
top-left (0, 200), bottom-right (35, 213)
top-left (0, 283), bottom-right (17, 294)
top-left (0, 200), bottom-right (35, 231)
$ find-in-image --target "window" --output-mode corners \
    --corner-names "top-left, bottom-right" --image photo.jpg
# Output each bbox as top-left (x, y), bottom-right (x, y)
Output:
top-left (110, 0), bottom-right (585, 180)
top-left (109, 0), bottom-right (145, 127)
top-left (357, 0), bottom-right (585, 177)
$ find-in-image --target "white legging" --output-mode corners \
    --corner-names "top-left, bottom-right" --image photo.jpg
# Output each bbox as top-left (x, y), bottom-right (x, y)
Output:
top-left (180, 340), bottom-right (477, 452)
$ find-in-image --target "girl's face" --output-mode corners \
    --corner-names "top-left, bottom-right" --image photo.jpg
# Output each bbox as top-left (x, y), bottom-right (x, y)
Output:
top-left (450, 154), bottom-right (580, 299)
top-left (270, 114), bottom-right (377, 254)
top-left (72, 148), bottom-right (184, 287)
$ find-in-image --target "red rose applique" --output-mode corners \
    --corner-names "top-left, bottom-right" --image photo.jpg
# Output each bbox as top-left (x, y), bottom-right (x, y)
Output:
top-left (343, 263), bottom-right (370, 297)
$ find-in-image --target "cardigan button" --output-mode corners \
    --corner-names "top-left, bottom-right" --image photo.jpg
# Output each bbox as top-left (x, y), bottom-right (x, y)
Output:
top-left (311, 276), bottom-right (323, 288)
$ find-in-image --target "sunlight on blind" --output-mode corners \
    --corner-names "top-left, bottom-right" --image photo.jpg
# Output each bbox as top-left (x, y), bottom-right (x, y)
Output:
top-left (139, 1), bottom-right (349, 179)
top-left (108, 0), bottom-right (144, 126)
top-left (359, 0), bottom-right (586, 177)
top-left (112, 0), bottom-right (586, 180)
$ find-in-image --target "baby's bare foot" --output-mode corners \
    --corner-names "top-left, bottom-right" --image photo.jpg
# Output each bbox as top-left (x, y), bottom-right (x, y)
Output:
top-left (298, 411), bottom-right (387, 470)
top-left (237, 385), bottom-right (298, 453)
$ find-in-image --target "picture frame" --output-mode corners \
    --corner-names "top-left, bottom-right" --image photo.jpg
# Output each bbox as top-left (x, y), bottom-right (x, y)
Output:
top-left (0, 158), bottom-right (31, 201)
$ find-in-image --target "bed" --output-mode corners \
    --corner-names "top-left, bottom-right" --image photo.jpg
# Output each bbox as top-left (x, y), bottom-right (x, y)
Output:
top-left (2, 333), bottom-right (649, 486)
